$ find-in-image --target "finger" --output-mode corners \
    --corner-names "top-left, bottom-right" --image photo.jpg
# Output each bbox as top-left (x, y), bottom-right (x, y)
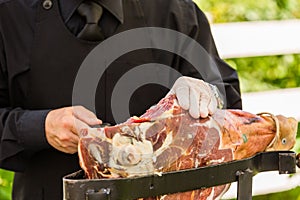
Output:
top-left (199, 90), bottom-right (210, 118)
top-left (175, 86), bottom-right (190, 110)
top-left (63, 139), bottom-right (78, 152)
top-left (208, 95), bottom-right (218, 115)
top-left (189, 88), bottom-right (200, 118)
top-left (70, 117), bottom-right (90, 136)
top-left (73, 106), bottom-right (102, 126)
top-left (69, 133), bottom-right (80, 145)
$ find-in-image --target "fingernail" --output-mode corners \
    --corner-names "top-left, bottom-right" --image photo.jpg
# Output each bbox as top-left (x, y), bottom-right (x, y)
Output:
top-left (200, 112), bottom-right (208, 118)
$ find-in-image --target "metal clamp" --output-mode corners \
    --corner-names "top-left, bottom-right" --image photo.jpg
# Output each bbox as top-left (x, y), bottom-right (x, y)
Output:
top-left (63, 151), bottom-right (297, 200)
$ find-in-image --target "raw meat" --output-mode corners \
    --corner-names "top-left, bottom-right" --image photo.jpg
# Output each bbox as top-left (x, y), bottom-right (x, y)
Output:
top-left (78, 94), bottom-right (298, 199)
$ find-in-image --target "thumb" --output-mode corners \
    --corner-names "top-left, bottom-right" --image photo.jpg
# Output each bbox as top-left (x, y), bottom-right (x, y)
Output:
top-left (73, 106), bottom-right (102, 126)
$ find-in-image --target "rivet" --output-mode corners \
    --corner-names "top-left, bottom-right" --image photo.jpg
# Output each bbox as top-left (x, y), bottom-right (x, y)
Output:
top-left (43, 0), bottom-right (53, 10)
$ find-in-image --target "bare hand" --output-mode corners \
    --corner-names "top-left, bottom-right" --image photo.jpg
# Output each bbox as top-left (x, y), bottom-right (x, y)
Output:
top-left (45, 106), bottom-right (102, 154)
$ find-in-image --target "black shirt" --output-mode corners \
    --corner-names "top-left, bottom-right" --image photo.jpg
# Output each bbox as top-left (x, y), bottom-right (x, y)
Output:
top-left (0, 0), bottom-right (242, 199)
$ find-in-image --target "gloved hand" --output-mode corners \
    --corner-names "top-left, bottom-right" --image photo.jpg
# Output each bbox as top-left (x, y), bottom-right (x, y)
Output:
top-left (169, 76), bottom-right (222, 118)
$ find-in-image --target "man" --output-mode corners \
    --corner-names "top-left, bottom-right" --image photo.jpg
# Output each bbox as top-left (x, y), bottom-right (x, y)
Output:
top-left (0, 0), bottom-right (242, 199)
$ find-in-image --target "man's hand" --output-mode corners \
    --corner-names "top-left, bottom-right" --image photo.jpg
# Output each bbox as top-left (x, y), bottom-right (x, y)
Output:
top-left (170, 76), bottom-right (219, 118)
top-left (45, 106), bottom-right (102, 154)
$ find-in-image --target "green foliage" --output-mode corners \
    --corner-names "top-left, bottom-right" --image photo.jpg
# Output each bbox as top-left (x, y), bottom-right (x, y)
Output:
top-left (225, 54), bottom-right (300, 92)
top-left (292, 122), bottom-right (300, 152)
top-left (195, 0), bottom-right (300, 23)
top-left (253, 186), bottom-right (300, 200)
top-left (231, 187), bottom-right (300, 200)
top-left (227, 186), bottom-right (300, 200)
top-left (0, 169), bottom-right (13, 200)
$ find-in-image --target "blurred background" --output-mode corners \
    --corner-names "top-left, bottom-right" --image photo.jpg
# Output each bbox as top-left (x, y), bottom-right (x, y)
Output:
top-left (1, 0), bottom-right (300, 199)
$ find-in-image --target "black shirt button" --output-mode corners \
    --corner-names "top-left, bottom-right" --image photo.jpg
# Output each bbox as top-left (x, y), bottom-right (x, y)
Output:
top-left (42, 0), bottom-right (53, 10)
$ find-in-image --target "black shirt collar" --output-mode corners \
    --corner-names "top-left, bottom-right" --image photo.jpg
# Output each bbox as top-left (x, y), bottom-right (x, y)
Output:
top-left (60, 0), bottom-right (124, 24)
top-left (98, 0), bottom-right (124, 23)
top-left (26, 0), bottom-right (124, 24)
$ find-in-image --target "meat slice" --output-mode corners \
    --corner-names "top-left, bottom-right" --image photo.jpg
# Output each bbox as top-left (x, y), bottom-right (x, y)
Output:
top-left (78, 94), bottom-right (298, 200)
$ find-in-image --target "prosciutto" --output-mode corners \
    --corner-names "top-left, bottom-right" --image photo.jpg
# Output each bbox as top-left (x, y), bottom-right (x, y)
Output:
top-left (78, 94), bottom-right (297, 199)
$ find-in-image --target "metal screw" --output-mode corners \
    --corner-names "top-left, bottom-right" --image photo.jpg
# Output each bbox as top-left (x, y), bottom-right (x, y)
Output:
top-left (150, 184), bottom-right (154, 190)
top-left (42, 0), bottom-right (53, 10)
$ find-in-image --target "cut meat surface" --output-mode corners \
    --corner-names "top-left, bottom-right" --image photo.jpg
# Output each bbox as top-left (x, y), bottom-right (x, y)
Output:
top-left (78, 94), bottom-right (298, 200)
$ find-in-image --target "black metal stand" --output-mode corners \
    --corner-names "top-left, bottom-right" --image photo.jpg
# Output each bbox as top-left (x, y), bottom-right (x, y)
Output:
top-left (63, 151), bottom-right (296, 200)
top-left (236, 169), bottom-right (253, 200)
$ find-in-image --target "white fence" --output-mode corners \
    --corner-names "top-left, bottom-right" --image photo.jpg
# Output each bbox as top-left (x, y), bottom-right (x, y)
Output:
top-left (212, 19), bottom-right (300, 59)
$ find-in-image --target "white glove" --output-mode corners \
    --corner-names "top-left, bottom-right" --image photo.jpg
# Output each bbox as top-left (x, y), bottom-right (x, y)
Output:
top-left (169, 76), bottom-right (223, 118)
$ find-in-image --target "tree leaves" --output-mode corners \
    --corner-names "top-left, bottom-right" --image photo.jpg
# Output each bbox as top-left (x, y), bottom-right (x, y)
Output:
top-left (226, 54), bottom-right (300, 92)
top-left (0, 169), bottom-right (14, 200)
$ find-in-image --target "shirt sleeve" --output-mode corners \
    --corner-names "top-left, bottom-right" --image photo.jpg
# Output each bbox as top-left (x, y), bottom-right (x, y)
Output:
top-left (0, 30), bottom-right (51, 172)
top-left (180, 2), bottom-right (242, 109)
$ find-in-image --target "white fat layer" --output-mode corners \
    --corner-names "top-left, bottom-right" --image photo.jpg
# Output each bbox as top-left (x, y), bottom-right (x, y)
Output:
top-left (154, 110), bottom-right (174, 119)
top-left (135, 122), bottom-right (153, 139)
top-left (153, 131), bottom-right (173, 157)
top-left (206, 187), bottom-right (215, 200)
top-left (86, 128), bottom-right (111, 142)
top-left (194, 158), bottom-right (199, 168)
top-left (214, 184), bottom-right (231, 200)
top-left (152, 109), bottom-right (184, 121)
top-left (207, 157), bottom-right (225, 165)
top-left (88, 143), bottom-right (103, 164)
top-left (109, 133), bottom-right (154, 177)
